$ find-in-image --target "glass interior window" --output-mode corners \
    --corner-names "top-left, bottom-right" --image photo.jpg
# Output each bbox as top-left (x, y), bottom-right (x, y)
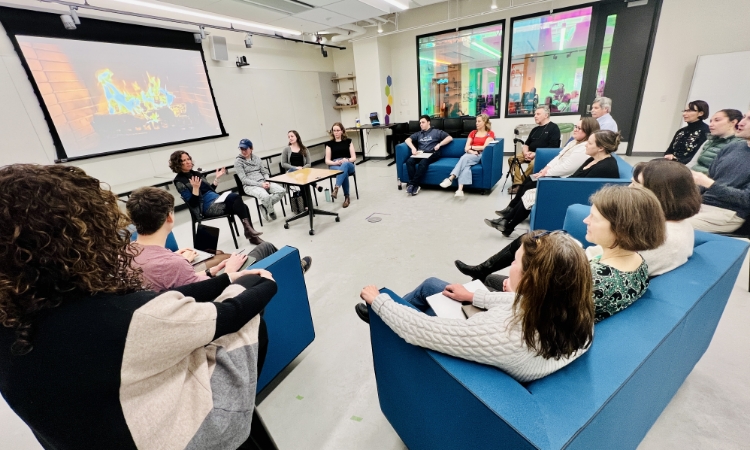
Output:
top-left (595, 14), bottom-right (617, 98)
top-left (507, 7), bottom-right (593, 116)
top-left (418, 23), bottom-right (503, 118)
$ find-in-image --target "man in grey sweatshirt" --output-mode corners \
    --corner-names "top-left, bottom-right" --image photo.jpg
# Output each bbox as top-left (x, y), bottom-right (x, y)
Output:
top-left (235, 139), bottom-right (285, 221)
top-left (689, 110), bottom-right (750, 232)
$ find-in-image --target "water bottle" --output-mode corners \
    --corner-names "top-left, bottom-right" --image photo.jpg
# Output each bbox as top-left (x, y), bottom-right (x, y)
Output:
top-left (355, 119), bottom-right (361, 128)
top-left (325, 188), bottom-right (331, 202)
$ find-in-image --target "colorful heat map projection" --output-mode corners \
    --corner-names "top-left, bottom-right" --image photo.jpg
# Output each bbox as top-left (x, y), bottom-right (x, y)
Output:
top-left (16, 35), bottom-right (224, 159)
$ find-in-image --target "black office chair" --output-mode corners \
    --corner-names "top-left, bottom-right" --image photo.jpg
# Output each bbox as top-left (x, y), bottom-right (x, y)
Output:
top-left (183, 200), bottom-right (240, 249)
top-left (443, 118), bottom-right (463, 137)
top-left (431, 118), bottom-right (444, 130)
top-left (408, 120), bottom-right (420, 133)
top-left (461, 118), bottom-right (476, 137)
top-left (328, 170), bottom-right (359, 200)
top-left (233, 174), bottom-right (286, 227)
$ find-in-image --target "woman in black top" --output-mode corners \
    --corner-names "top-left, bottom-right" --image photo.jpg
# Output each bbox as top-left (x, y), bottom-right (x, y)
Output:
top-left (488, 130), bottom-right (622, 237)
top-left (325, 122), bottom-right (357, 208)
top-left (664, 100), bottom-right (710, 164)
top-left (169, 150), bottom-right (263, 244)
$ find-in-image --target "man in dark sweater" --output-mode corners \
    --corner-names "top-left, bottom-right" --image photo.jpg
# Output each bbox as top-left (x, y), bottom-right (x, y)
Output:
top-left (689, 110), bottom-right (750, 232)
top-left (508, 106), bottom-right (561, 193)
top-left (404, 115), bottom-right (453, 196)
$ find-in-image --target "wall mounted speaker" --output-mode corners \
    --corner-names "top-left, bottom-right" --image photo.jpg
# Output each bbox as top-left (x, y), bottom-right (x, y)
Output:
top-left (209, 35), bottom-right (228, 61)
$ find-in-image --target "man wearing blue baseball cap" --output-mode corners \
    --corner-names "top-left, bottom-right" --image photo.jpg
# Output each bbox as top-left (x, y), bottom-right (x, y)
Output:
top-left (235, 139), bottom-right (286, 221)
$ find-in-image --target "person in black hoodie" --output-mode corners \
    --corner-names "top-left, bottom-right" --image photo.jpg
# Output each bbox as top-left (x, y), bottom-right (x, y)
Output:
top-left (487, 130), bottom-right (621, 237)
top-left (169, 150), bottom-right (264, 245)
top-left (664, 100), bottom-right (710, 164)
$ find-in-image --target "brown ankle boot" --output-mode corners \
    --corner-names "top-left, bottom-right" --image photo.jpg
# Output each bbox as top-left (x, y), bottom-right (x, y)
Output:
top-left (249, 235), bottom-right (265, 245)
top-left (343, 196), bottom-right (350, 208)
top-left (331, 186), bottom-right (339, 200)
top-left (242, 218), bottom-right (263, 238)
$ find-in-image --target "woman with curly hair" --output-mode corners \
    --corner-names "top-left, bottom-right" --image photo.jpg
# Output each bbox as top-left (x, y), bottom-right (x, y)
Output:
top-left (0, 164), bottom-right (278, 449)
top-left (169, 150), bottom-right (263, 244)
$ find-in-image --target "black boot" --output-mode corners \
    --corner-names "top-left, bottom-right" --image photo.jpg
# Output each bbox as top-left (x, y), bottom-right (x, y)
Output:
top-left (454, 244), bottom-right (516, 282)
top-left (495, 206), bottom-right (512, 217)
top-left (242, 218), bottom-right (263, 238)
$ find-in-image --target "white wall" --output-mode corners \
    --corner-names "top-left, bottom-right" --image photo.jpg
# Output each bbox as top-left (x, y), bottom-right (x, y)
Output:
top-left (0, 2), bottom-right (336, 190)
top-left (632, 0), bottom-right (750, 153)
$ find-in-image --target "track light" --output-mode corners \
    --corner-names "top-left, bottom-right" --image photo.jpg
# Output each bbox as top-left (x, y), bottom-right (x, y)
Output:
top-left (491, 0), bottom-right (497, 10)
top-left (193, 33), bottom-right (202, 43)
top-left (244, 33), bottom-right (253, 48)
top-left (60, 14), bottom-right (76, 30)
top-left (321, 45), bottom-right (328, 58)
top-left (199, 26), bottom-right (206, 40)
top-left (378, 24), bottom-right (383, 33)
top-left (69, 6), bottom-right (81, 25)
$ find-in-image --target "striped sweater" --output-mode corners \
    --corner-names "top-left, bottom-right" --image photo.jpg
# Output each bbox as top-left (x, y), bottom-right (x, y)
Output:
top-left (0, 274), bottom-right (276, 450)
top-left (371, 290), bottom-right (590, 382)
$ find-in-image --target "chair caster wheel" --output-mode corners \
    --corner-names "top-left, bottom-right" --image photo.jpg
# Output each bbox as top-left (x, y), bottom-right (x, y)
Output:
top-left (335, 217), bottom-right (340, 222)
top-left (284, 223), bottom-right (289, 229)
top-left (398, 184), bottom-right (402, 190)
top-left (309, 230), bottom-right (315, 235)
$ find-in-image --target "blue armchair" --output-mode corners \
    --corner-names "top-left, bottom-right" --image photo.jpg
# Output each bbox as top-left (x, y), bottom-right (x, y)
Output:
top-left (395, 138), bottom-right (504, 193)
top-left (368, 209), bottom-right (748, 450)
top-left (529, 148), bottom-right (633, 231)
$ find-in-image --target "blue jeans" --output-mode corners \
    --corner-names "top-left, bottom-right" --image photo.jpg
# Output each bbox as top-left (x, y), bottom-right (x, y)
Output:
top-left (402, 277), bottom-right (450, 315)
top-left (329, 161), bottom-right (355, 196)
top-left (450, 153), bottom-right (482, 186)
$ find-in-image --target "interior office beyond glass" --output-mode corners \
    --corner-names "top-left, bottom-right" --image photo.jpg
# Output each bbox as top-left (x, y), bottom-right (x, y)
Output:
top-left (418, 23), bottom-right (504, 118)
top-left (507, 7), bottom-right (593, 116)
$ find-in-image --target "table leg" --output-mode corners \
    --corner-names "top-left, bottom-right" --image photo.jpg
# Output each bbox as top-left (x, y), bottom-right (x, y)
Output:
top-left (305, 184), bottom-right (315, 234)
top-left (356, 128), bottom-right (368, 165)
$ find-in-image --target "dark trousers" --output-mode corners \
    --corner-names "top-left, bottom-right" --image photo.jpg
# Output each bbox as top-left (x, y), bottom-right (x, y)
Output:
top-left (405, 150), bottom-right (441, 187)
top-left (508, 177), bottom-right (538, 208)
top-left (504, 201), bottom-right (532, 234)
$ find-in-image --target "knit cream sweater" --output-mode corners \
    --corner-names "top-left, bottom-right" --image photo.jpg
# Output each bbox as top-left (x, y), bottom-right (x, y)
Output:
top-left (372, 289), bottom-right (590, 382)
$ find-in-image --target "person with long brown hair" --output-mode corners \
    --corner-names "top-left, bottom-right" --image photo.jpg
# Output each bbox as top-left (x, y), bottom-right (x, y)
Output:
top-left (325, 121), bottom-right (357, 208)
top-left (356, 231), bottom-right (595, 382)
top-left (0, 164), bottom-right (278, 449)
top-left (281, 130), bottom-right (311, 172)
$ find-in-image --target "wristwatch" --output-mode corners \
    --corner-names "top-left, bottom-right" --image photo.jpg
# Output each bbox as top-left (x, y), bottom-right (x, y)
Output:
top-left (205, 269), bottom-right (214, 278)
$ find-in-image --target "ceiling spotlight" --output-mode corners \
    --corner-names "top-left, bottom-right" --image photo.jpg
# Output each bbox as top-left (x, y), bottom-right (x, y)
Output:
top-left (60, 14), bottom-right (77, 30)
top-left (378, 24), bottom-right (383, 33)
top-left (244, 33), bottom-right (253, 48)
top-left (491, 0), bottom-right (497, 10)
top-left (321, 46), bottom-right (328, 58)
top-left (68, 6), bottom-right (81, 25)
top-left (199, 26), bottom-right (207, 40)
top-left (193, 33), bottom-right (202, 43)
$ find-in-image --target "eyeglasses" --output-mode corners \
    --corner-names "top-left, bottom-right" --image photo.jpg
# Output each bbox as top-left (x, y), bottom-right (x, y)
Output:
top-left (530, 230), bottom-right (569, 241)
top-left (682, 109), bottom-right (698, 113)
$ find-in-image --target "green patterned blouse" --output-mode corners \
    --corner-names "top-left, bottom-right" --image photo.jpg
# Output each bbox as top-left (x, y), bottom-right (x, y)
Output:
top-left (591, 256), bottom-right (650, 323)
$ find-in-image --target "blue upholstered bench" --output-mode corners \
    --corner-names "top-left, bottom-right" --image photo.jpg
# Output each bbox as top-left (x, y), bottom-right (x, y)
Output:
top-left (368, 206), bottom-right (748, 449)
top-left (395, 138), bottom-right (504, 193)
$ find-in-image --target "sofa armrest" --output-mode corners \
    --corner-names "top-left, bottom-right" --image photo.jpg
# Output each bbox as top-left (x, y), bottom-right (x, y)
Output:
top-left (562, 204), bottom-right (591, 244)
top-left (530, 177), bottom-right (630, 231)
top-left (395, 143), bottom-right (410, 183)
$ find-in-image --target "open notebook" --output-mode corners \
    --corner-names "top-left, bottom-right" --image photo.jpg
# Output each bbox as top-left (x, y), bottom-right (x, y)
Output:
top-left (425, 279), bottom-right (487, 320)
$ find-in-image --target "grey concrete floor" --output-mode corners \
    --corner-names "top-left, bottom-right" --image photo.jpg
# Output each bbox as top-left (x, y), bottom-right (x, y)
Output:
top-left (1, 157), bottom-right (749, 449)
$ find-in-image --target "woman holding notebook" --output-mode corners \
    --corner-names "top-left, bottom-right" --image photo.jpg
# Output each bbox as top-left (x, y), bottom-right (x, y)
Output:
top-left (356, 231), bottom-right (595, 382)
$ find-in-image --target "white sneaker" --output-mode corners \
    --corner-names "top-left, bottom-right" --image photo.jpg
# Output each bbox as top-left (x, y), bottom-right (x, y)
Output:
top-left (454, 190), bottom-right (464, 197)
top-left (260, 205), bottom-right (271, 221)
top-left (439, 178), bottom-right (452, 188)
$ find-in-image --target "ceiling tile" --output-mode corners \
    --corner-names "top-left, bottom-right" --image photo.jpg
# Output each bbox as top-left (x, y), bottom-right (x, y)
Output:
top-left (292, 8), bottom-right (356, 27)
top-left (299, 0), bottom-right (341, 6)
top-left (268, 16), bottom-right (330, 33)
top-left (357, 0), bottom-right (393, 14)
top-left (210, 1), bottom-right (290, 22)
top-left (411, 0), bottom-right (447, 6)
top-left (322, 0), bottom-right (387, 21)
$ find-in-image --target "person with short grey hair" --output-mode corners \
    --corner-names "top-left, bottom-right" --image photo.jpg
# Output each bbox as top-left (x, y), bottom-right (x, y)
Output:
top-left (506, 106), bottom-right (561, 193)
top-left (591, 97), bottom-right (618, 132)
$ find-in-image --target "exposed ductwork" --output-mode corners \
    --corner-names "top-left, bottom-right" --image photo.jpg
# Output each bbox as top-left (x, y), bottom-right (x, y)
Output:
top-left (329, 23), bottom-right (367, 42)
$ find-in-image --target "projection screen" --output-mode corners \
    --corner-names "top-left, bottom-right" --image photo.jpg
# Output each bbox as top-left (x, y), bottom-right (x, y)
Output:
top-left (15, 36), bottom-right (226, 160)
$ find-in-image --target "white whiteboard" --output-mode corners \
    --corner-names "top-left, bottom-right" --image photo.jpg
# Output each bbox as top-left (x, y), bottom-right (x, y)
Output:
top-left (687, 50), bottom-right (750, 117)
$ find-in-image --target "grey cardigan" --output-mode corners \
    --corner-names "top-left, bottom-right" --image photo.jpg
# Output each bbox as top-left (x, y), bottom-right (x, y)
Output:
top-left (281, 146), bottom-right (311, 170)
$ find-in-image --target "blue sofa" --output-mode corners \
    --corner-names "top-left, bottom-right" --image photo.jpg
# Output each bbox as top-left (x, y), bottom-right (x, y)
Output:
top-left (395, 138), bottom-right (504, 192)
top-left (529, 148), bottom-right (633, 231)
top-left (368, 207), bottom-right (748, 450)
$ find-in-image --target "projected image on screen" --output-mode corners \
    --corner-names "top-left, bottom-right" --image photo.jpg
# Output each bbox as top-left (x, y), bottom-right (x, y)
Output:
top-left (16, 36), bottom-right (224, 159)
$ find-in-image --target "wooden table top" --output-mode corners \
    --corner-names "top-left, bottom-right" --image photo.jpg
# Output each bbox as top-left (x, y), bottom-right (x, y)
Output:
top-left (267, 168), bottom-right (342, 186)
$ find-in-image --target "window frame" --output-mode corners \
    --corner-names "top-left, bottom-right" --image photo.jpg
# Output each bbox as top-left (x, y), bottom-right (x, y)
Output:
top-left (504, 2), bottom-right (599, 118)
top-left (415, 18), bottom-right (506, 119)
